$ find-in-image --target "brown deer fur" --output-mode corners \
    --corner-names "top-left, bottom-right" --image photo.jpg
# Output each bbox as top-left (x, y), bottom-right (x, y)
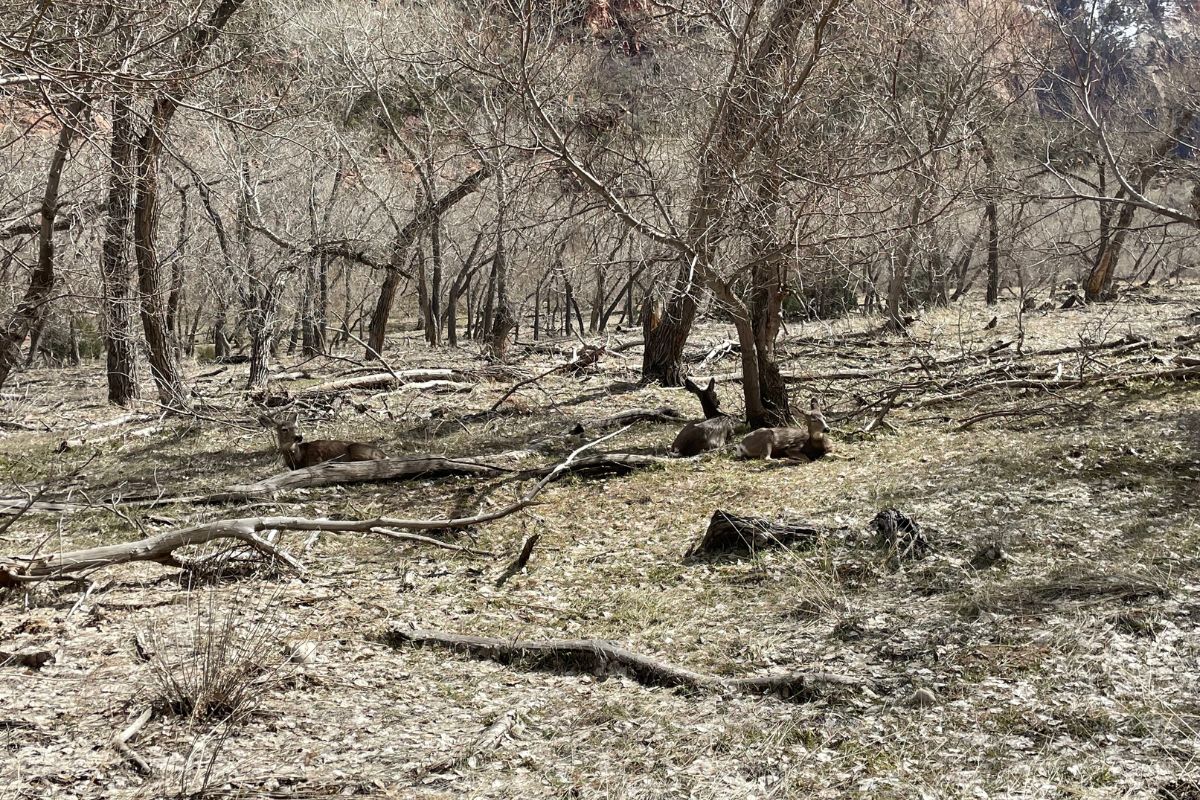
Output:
top-left (258, 413), bottom-right (386, 470)
top-left (670, 378), bottom-right (735, 456)
top-left (736, 399), bottom-right (832, 460)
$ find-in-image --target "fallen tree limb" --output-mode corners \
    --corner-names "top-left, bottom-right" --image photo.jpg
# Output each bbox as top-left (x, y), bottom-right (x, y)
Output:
top-left (494, 532), bottom-right (540, 588)
top-left (300, 369), bottom-right (481, 395)
top-left (908, 364), bottom-right (1200, 410)
top-left (1, 429), bottom-right (633, 583)
top-left (0, 647), bottom-right (55, 669)
top-left (384, 627), bottom-right (865, 702)
top-left (491, 345), bottom-right (606, 412)
top-left (199, 456), bottom-right (509, 503)
top-left (517, 452), bottom-right (671, 480)
top-left (0, 519), bottom-right (305, 584)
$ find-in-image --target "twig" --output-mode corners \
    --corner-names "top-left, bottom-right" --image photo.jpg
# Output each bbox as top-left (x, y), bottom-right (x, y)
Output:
top-left (494, 532), bottom-right (540, 588)
top-left (373, 528), bottom-right (495, 556)
top-left (111, 707), bottom-right (153, 775)
top-left (412, 709), bottom-right (519, 778)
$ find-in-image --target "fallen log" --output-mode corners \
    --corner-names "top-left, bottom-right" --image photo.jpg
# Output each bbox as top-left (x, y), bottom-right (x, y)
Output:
top-left (0, 647), bottom-right (55, 670)
top-left (300, 369), bottom-right (477, 395)
top-left (187, 457), bottom-right (510, 504)
top-left (384, 627), bottom-right (866, 702)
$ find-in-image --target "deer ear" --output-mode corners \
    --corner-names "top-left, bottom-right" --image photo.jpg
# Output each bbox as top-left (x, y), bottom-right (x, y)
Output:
top-left (810, 397), bottom-right (820, 410)
top-left (706, 378), bottom-right (716, 391)
top-left (684, 378), bottom-right (698, 392)
top-left (256, 414), bottom-right (275, 427)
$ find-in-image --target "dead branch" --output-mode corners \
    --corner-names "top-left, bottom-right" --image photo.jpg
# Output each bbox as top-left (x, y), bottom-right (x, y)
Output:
top-left (1, 647), bottom-right (55, 669)
top-left (0, 519), bottom-right (305, 584)
top-left (385, 627), bottom-right (865, 702)
top-left (581, 406), bottom-right (684, 431)
top-left (908, 364), bottom-right (1200, 411)
top-left (111, 708), bottom-right (153, 775)
top-left (373, 528), bottom-right (495, 557)
top-left (491, 345), bottom-right (606, 412)
top-left (517, 452), bottom-right (671, 480)
top-left (200, 456), bottom-right (509, 503)
top-left (1, 429), bottom-right (634, 583)
top-left (413, 709), bottom-right (519, 778)
top-left (495, 532), bottom-right (540, 588)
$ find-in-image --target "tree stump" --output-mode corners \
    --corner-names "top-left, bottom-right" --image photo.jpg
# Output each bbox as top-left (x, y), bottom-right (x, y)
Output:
top-left (686, 510), bottom-right (821, 557)
top-left (869, 508), bottom-right (931, 562)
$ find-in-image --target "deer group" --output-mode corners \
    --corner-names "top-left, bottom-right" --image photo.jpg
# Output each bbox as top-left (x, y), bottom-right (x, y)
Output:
top-left (670, 379), bottom-right (832, 461)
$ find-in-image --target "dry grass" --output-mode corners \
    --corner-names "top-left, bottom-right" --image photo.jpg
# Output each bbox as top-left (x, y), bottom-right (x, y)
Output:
top-left (1, 287), bottom-right (1199, 797)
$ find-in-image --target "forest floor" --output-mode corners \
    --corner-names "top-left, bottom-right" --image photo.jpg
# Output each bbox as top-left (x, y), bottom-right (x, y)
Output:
top-left (1, 284), bottom-right (1199, 799)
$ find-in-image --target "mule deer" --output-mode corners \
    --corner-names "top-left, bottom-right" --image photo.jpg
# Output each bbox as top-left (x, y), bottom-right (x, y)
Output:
top-left (736, 398), bottom-right (832, 460)
top-left (258, 412), bottom-right (386, 470)
top-left (670, 377), bottom-right (735, 456)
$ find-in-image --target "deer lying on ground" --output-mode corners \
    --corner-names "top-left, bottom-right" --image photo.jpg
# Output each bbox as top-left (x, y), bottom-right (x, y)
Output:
top-left (736, 398), bottom-right (832, 461)
top-left (670, 377), bottom-right (736, 456)
top-left (258, 412), bottom-right (386, 470)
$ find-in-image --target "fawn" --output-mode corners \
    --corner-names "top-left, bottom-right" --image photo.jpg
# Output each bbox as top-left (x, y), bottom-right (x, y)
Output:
top-left (736, 398), bottom-right (832, 460)
top-left (670, 377), bottom-right (736, 456)
top-left (258, 412), bottom-right (386, 470)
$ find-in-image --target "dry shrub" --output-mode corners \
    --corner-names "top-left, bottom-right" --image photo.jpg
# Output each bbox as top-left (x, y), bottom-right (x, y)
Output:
top-left (142, 586), bottom-right (287, 721)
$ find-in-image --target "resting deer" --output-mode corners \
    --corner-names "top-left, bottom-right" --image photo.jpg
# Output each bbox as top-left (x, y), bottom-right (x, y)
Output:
top-left (736, 398), bottom-right (832, 461)
top-left (258, 412), bottom-right (386, 470)
top-left (670, 377), bottom-right (735, 456)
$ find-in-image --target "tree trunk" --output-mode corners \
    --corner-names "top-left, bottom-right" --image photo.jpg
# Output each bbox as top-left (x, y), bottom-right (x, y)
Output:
top-left (99, 94), bottom-right (140, 405)
top-left (488, 169), bottom-right (514, 360)
top-left (185, 303), bottom-right (202, 356)
top-left (563, 277), bottom-right (573, 336)
top-left (590, 265), bottom-right (604, 332)
top-left (134, 134), bottom-right (188, 409)
top-left (246, 290), bottom-right (277, 388)
top-left (165, 184), bottom-right (189, 341)
top-left (641, 290), bottom-right (693, 386)
top-left (429, 219), bottom-right (443, 344)
top-left (0, 98), bottom-right (85, 389)
top-left (981, 139), bottom-right (1000, 306)
top-left (131, 0), bottom-right (249, 407)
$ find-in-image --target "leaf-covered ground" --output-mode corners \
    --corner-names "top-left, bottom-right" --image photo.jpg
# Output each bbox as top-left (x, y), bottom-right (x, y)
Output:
top-left (2, 287), bottom-right (1199, 799)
